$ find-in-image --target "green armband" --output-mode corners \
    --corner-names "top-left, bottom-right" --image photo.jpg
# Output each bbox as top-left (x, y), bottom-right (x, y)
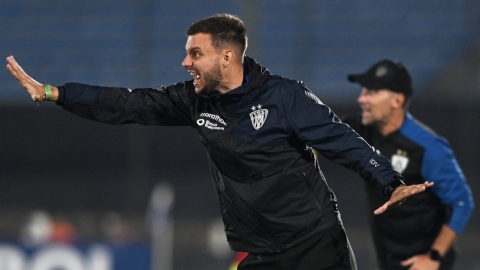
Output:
top-left (44, 84), bottom-right (52, 101)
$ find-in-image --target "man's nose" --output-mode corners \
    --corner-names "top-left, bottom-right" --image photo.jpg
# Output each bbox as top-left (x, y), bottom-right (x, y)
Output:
top-left (357, 89), bottom-right (368, 104)
top-left (357, 92), bottom-right (366, 104)
top-left (182, 56), bottom-right (192, 69)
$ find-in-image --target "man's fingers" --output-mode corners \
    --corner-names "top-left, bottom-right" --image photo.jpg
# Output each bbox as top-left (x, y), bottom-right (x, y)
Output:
top-left (411, 181), bottom-right (433, 195)
top-left (7, 55), bottom-right (46, 102)
top-left (376, 181), bottom-right (435, 215)
top-left (10, 55), bottom-right (21, 68)
top-left (7, 57), bottom-right (24, 79)
top-left (7, 56), bottom-right (18, 70)
top-left (401, 257), bottom-right (414, 266)
top-left (7, 56), bottom-right (25, 76)
top-left (6, 63), bottom-right (24, 83)
top-left (6, 63), bottom-right (15, 75)
top-left (413, 185), bottom-right (426, 194)
top-left (374, 202), bottom-right (389, 215)
top-left (14, 59), bottom-right (30, 75)
top-left (9, 57), bottom-right (27, 77)
top-left (7, 56), bottom-right (42, 86)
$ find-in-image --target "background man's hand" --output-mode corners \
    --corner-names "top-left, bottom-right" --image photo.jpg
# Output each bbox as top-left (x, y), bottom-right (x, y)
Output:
top-left (401, 254), bottom-right (440, 270)
top-left (374, 181), bottom-right (434, 215)
top-left (6, 55), bottom-right (45, 102)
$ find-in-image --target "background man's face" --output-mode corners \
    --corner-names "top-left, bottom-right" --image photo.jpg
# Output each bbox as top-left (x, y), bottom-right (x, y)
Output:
top-left (182, 33), bottom-right (224, 95)
top-left (357, 88), bottom-right (397, 127)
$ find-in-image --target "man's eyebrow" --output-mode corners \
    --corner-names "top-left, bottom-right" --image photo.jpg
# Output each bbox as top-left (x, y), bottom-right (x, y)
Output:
top-left (186, 46), bottom-right (202, 52)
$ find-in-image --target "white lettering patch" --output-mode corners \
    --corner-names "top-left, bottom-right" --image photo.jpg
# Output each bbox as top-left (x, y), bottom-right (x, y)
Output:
top-left (205, 120), bottom-right (224, 130)
top-left (369, 158), bottom-right (380, 168)
top-left (199, 113), bottom-right (227, 126)
top-left (197, 113), bottom-right (227, 131)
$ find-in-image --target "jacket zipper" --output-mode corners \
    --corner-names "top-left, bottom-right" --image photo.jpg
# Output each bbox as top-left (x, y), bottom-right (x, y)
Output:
top-left (302, 172), bottom-right (323, 212)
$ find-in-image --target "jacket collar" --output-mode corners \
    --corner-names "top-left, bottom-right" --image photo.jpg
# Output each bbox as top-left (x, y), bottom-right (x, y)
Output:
top-left (220, 55), bottom-right (271, 97)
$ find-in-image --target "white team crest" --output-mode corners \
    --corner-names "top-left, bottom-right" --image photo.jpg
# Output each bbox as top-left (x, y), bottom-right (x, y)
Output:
top-left (250, 104), bottom-right (268, 130)
top-left (391, 153), bottom-right (409, 174)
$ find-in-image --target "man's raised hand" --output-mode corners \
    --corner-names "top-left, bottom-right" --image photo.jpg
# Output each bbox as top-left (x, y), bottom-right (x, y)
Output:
top-left (6, 55), bottom-right (46, 102)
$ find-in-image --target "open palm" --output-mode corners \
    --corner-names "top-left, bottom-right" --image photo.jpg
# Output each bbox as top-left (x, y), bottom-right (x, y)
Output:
top-left (6, 55), bottom-right (45, 102)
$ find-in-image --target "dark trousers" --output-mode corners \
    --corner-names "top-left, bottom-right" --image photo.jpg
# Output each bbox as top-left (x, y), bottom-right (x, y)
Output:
top-left (377, 248), bottom-right (456, 270)
top-left (238, 225), bottom-right (357, 270)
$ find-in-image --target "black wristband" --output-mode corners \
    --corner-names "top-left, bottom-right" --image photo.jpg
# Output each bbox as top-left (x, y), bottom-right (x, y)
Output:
top-left (428, 249), bottom-right (443, 262)
top-left (387, 179), bottom-right (406, 196)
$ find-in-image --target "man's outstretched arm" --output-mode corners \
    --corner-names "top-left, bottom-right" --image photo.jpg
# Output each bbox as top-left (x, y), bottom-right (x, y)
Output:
top-left (6, 55), bottom-right (195, 127)
top-left (285, 84), bottom-right (434, 214)
top-left (6, 55), bottom-right (59, 102)
top-left (373, 181), bottom-right (434, 215)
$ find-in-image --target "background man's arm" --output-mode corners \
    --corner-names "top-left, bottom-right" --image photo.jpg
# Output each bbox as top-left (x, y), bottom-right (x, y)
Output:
top-left (402, 133), bottom-right (473, 269)
top-left (401, 225), bottom-right (457, 269)
top-left (431, 224), bottom-right (457, 256)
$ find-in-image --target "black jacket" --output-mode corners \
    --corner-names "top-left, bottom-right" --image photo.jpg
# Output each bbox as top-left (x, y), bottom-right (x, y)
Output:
top-left (56, 56), bottom-right (403, 253)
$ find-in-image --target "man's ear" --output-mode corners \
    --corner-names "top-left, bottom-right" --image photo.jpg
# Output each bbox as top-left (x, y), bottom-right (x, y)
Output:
top-left (394, 93), bottom-right (406, 109)
top-left (222, 49), bottom-right (235, 68)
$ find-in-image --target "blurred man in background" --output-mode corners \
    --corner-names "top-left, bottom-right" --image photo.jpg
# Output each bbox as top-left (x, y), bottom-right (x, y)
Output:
top-left (344, 59), bottom-right (474, 270)
top-left (7, 14), bottom-right (433, 270)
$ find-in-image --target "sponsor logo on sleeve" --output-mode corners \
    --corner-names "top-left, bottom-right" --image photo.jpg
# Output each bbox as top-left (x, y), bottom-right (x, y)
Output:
top-left (369, 158), bottom-right (380, 167)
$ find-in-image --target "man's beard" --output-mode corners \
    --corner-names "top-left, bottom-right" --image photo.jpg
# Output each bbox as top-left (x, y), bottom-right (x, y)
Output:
top-left (362, 116), bottom-right (385, 131)
top-left (197, 62), bottom-right (226, 96)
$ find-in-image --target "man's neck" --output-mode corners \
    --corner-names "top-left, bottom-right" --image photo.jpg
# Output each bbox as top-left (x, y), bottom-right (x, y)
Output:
top-left (219, 63), bottom-right (245, 94)
top-left (377, 111), bottom-right (406, 136)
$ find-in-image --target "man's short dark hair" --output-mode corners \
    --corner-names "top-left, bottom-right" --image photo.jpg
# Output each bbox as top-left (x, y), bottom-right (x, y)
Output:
top-left (187, 14), bottom-right (248, 60)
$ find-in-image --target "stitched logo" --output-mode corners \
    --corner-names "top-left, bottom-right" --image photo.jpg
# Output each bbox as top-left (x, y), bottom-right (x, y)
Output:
top-left (391, 150), bottom-right (409, 174)
top-left (249, 104), bottom-right (268, 130)
top-left (376, 66), bottom-right (388, 77)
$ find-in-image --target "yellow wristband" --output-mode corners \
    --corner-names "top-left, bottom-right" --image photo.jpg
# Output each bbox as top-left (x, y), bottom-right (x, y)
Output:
top-left (44, 84), bottom-right (52, 101)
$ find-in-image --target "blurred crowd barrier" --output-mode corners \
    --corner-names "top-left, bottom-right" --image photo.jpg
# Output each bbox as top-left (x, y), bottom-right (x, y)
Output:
top-left (0, 209), bottom-right (150, 270)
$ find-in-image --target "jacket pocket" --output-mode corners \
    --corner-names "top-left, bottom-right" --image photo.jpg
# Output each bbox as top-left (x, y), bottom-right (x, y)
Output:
top-left (218, 173), bottom-right (260, 228)
top-left (302, 172), bottom-right (323, 212)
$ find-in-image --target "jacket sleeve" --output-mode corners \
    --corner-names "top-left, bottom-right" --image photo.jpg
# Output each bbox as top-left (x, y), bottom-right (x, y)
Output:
top-left (283, 82), bottom-right (403, 197)
top-left (421, 138), bottom-right (474, 235)
top-left (55, 82), bottom-right (195, 127)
